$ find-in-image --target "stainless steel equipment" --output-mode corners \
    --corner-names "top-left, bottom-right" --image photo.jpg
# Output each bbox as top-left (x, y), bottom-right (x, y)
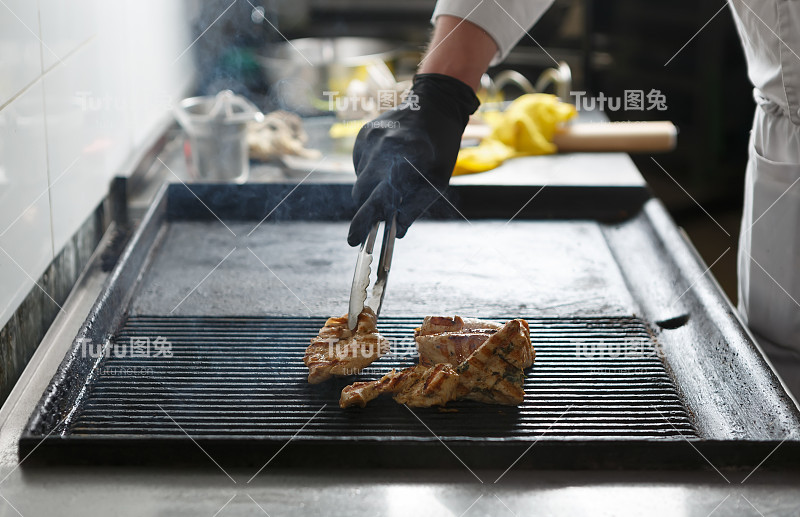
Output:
top-left (174, 90), bottom-right (263, 183)
top-left (257, 37), bottom-right (409, 111)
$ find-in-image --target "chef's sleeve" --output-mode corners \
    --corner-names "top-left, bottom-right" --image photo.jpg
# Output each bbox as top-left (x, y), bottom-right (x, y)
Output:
top-left (432, 0), bottom-right (555, 65)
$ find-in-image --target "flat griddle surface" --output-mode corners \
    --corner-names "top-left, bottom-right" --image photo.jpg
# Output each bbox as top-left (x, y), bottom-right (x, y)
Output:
top-left (20, 184), bottom-right (800, 468)
top-left (131, 221), bottom-right (636, 318)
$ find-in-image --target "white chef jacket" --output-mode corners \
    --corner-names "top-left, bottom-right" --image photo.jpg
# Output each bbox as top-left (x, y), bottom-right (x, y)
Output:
top-left (729, 0), bottom-right (800, 353)
top-left (432, 0), bottom-right (555, 65)
top-left (433, 1), bottom-right (800, 357)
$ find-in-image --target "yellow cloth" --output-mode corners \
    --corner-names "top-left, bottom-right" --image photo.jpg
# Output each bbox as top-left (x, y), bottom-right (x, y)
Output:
top-left (454, 93), bottom-right (576, 176)
top-left (329, 120), bottom-right (364, 139)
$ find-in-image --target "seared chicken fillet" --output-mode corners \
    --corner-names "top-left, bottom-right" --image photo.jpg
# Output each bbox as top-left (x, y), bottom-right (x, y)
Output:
top-left (303, 307), bottom-right (390, 384)
top-left (416, 316), bottom-right (503, 335)
top-left (340, 364), bottom-right (461, 408)
top-left (415, 315), bottom-right (502, 367)
top-left (340, 318), bottom-right (534, 408)
top-left (457, 318), bottom-right (533, 405)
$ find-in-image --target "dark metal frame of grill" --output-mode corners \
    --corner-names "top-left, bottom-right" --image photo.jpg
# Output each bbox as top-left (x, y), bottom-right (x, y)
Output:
top-left (20, 182), bottom-right (800, 469)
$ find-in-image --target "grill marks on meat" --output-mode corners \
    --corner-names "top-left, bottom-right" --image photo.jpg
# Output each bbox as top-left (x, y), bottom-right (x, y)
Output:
top-left (457, 319), bottom-right (533, 405)
top-left (340, 318), bottom-right (534, 408)
top-left (303, 312), bottom-right (535, 408)
top-left (338, 364), bottom-right (461, 408)
top-left (303, 307), bottom-right (390, 384)
top-left (415, 316), bottom-right (502, 366)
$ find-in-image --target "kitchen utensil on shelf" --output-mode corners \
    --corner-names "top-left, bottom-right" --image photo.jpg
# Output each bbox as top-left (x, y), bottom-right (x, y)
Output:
top-left (257, 37), bottom-right (415, 113)
top-left (174, 90), bottom-right (263, 183)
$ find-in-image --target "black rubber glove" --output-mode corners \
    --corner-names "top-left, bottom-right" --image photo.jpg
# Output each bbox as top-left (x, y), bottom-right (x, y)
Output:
top-left (347, 73), bottom-right (480, 247)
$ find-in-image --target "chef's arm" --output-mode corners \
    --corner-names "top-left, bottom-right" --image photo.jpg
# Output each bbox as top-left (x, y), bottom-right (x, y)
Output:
top-left (431, 0), bottom-right (556, 67)
top-left (347, 1), bottom-right (556, 246)
top-left (418, 15), bottom-right (497, 92)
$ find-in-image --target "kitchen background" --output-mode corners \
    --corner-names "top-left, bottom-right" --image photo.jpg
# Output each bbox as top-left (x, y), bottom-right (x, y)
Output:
top-left (0, 0), bottom-right (195, 400)
top-left (0, 0), bottom-right (752, 403)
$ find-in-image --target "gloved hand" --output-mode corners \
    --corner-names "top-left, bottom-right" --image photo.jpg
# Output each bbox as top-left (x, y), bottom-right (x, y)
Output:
top-left (347, 73), bottom-right (480, 247)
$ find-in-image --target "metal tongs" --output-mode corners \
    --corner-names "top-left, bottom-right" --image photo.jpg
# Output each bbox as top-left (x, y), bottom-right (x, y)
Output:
top-left (347, 214), bottom-right (397, 330)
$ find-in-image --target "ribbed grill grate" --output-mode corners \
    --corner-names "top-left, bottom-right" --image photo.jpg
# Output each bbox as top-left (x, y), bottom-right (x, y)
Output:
top-left (67, 316), bottom-right (697, 440)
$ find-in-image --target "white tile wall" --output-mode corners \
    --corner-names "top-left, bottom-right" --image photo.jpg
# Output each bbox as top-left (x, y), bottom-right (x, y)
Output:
top-left (0, 81), bottom-right (53, 327)
top-left (44, 40), bottom-right (118, 252)
top-left (118, 2), bottom-right (196, 148)
top-left (0, 0), bottom-right (42, 106)
top-left (38, 0), bottom-right (99, 70)
top-left (0, 0), bottom-right (196, 330)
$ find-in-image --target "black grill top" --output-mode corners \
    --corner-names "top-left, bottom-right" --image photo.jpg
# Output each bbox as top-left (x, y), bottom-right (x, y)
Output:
top-left (66, 315), bottom-right (695, 441)
top-left (19, 184), bottom-right (800, 469)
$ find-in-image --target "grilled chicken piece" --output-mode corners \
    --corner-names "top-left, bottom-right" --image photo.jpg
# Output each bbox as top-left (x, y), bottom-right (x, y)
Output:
top-left (303, 307), bottom-right (390, 384)
top-left (340, 364), bottom-right (461, 408)
top-left (457, 319), bottom-right (533, 405)
top-left (340, 318), bottom-right (534, 408)
top-left (417, 315), bottom-right (503, 335)
top-left (415, 316), bottom-right (503, 366)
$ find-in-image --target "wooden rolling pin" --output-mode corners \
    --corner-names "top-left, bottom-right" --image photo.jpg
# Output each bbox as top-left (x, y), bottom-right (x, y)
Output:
top-left (462, 121), bottom-right (677, 153)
